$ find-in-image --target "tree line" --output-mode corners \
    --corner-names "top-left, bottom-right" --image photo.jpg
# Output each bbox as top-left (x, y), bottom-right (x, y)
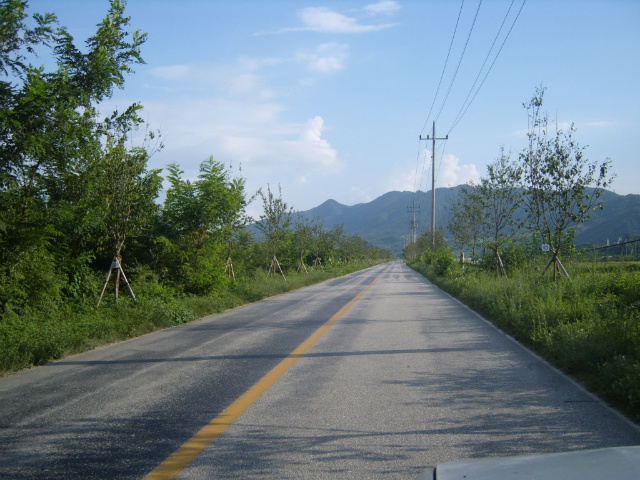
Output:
top-left (0, 0), bottom-right (390, 317)
top-left (406, 86), bottom-right (614, 280)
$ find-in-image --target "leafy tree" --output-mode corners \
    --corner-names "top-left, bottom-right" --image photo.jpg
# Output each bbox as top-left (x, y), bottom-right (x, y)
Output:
top-left (519, 87), bottom-right (614, 280)
top-left (219, 173), bottom-right (251, 281)
top-left (159, 157), bottom-right (247, 293)
top-left (340, 233), bottom-right (373, 263)
top-left (447, 183), bottom-right (484, 264)
top-left (0, 0), bottom-right (148, 311)
top-left (292, 215), bottom-right (313, 273)
top-left (0, 1), bottom-right (55, 77)
top-left (403, 228), bottom-right (448, 262)
top-left (310, 217), bottom-right (327, 269)
top-left (326, 224), bottom-right (346, 264)
top-left (95, 112), bottom-right (162, 260)
top-left (93, 114), bottom-right (162, 305)
top-left (478, 147), bottom-right (523, 276)
top-left (256, 184), bottom-right (292, 279)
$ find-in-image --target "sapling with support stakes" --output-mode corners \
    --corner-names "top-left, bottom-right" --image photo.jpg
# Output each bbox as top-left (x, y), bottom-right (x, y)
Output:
top-left (519, 86), bottom-right (614, 281)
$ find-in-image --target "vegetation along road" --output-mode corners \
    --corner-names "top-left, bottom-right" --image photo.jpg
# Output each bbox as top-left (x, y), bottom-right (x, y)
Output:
top-left (1, 262), bottom-right (639, 479)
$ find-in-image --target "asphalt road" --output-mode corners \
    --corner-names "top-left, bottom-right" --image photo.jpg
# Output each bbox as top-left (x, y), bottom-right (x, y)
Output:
top-left (1, 261), bottom-right (639, 479)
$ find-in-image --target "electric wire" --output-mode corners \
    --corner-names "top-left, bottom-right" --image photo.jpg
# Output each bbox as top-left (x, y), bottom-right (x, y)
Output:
top-left (434, 0), bottom-right (483, 124)
top-left (412, 0), bottom-right (526, 241)
top-left (447, 0), bottom-right (527, 134)
top-left (419, 0), bottom-right (465, 138)
top-left (446, 0), bottom-right (516, 133)
top-left (413, 138), bottom-right (422, 192)
top-left (414, 0), bottom-right (465, 238)
top-left (416, 0), bottom-right (480, 219)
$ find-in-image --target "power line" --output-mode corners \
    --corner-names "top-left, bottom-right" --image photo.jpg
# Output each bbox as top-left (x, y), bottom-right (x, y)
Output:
top-left (415, 0), bottom-right (465, 205)
top-left (419, 0), bottom-right (465, 138)
top-left (447, 0), bottom-right (517, 132)
top-left (435, 139), bottom-right (449, 185)
top-left (434, 0), bottom-right (483, 124)
top-left (447, 0), bottom-right (527, 134)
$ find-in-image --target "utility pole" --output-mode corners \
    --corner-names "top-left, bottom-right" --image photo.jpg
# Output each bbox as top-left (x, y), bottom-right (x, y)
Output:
top-left (407, 199), bottom-right (420, 244)
top-left (420, 121), bottom-right (448, 246)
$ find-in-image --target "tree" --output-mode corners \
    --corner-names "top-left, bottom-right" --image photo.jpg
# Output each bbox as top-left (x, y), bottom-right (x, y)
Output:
top-left (95, 114), bottom-right (162, 305)
top-left (403, 228), bottom-right (448, 263)
top-left (219, 173), bottom-right (251, 281)
top-left (520, 87), bottom-right (614, 280)
top-left (0, 1), bottom-right (55, 77)
top-left (448, 183), bottom-right (484, 264)
top-left (310, 218), bottom-right (327, 269)
top-left (256, 184), bottom-right (292, 279)
top-left (159, 157), bottom-right (247, 293)
top-left (0, 0), bottom-right (149, 311)
top-left (292, 215), bottom-right (313, 273)
top-left (478, 147), bottom-right (523, 276)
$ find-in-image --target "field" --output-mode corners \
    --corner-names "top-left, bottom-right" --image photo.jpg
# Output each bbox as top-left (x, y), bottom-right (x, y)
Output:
top-left (409, 258), bottom-right (640, 422)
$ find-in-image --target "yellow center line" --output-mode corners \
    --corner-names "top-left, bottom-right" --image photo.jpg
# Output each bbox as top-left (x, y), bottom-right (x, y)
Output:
top-left (143, 275), bottom-right (381, 480)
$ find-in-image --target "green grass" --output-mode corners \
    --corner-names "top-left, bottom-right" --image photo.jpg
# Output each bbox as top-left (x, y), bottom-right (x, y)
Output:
top-left (409, 258), bottom-right (640, 422)
top-left (0, 261), bottom-right (383, 375)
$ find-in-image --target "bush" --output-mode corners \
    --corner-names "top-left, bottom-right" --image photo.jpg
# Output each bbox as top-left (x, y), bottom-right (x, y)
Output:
top-left (433, 248), bottom-right (456, 276)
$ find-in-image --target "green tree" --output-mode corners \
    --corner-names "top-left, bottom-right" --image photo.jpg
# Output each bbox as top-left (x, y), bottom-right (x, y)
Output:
top-left (220, 174), bottom-right (251, 281)
top-left (256, 184), bottom-right (292, 279)
top-left (310, 218), bottom-right (327, 269)
top-left (520, 87), bottom-right (614, 280)
top-left (0, 0), bottom-right (148, 312)
top-left (94, 114), bottom-right (162, 305)
top-left (292, 215), bottom-right (313, 273)
top-left (447, 183), bottom-right (484, 264)
top-left (159, 157), bottom-right (247, 293)
top-left (404, 228), bottom-right (448, 263)
top-left (478, 147), bottom-right (523, 276)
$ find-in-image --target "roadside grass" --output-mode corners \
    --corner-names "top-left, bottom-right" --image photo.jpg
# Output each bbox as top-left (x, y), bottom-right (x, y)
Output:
top-left (0, 261), bottom-right (383, 375)
top-left (409, 258), bottom-right (640, 422)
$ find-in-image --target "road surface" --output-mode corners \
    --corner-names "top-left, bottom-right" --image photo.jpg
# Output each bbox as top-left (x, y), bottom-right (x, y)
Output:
top-left (1, 261), bottom-right (638, 479)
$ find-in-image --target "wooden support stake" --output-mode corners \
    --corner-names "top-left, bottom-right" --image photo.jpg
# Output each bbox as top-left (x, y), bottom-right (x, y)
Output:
top-left (267, 255), bottom-right (286, 281)
top-left (225, 256), bottom-right (235, 281)
top-left (97, 256), bottom-right (137, 307)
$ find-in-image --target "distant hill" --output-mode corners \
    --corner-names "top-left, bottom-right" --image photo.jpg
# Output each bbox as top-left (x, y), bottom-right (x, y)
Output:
top-left (296, 187), bottom-right (640, 257)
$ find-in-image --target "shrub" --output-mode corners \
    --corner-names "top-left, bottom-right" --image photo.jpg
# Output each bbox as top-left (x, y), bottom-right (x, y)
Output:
top-left (433, 248), bottom-right (456, 276)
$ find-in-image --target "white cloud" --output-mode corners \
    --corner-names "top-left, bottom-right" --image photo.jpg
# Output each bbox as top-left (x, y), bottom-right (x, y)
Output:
top-left (388, 168), bottom-right (417, 192)
top-left (364, 1), bottom-right (401, 16)
top-left (143, 53), bottom-right (346, 189)
top-left (296, 116), bottom-right (340, 169)
top-left (387, 152), bottom-right (480, 194)
top-left (301, 7), bottom-right (390, 33)
top-left (141, 92), bottom-right (342, 180)
top-left (436, 154), bottom-right (481, 187)
top-left (267, 6), bottom-right (396, 34)
top-left (297, 43), bottom-right (349, 73)
top-left (151, 58), bottom-right (281, 99)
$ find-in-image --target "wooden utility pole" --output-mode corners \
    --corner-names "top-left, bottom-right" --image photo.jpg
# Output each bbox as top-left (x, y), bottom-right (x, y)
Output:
top-left (420, 121), bottom-right (448, 246)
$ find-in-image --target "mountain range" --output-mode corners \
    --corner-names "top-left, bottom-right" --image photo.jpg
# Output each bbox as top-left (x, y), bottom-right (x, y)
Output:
top-left (297, 187), bottom-right (640, 257)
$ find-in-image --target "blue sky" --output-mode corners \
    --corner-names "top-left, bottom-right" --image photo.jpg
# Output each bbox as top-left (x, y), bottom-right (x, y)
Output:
top-left (30, 0), bottom-right (640, 217)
